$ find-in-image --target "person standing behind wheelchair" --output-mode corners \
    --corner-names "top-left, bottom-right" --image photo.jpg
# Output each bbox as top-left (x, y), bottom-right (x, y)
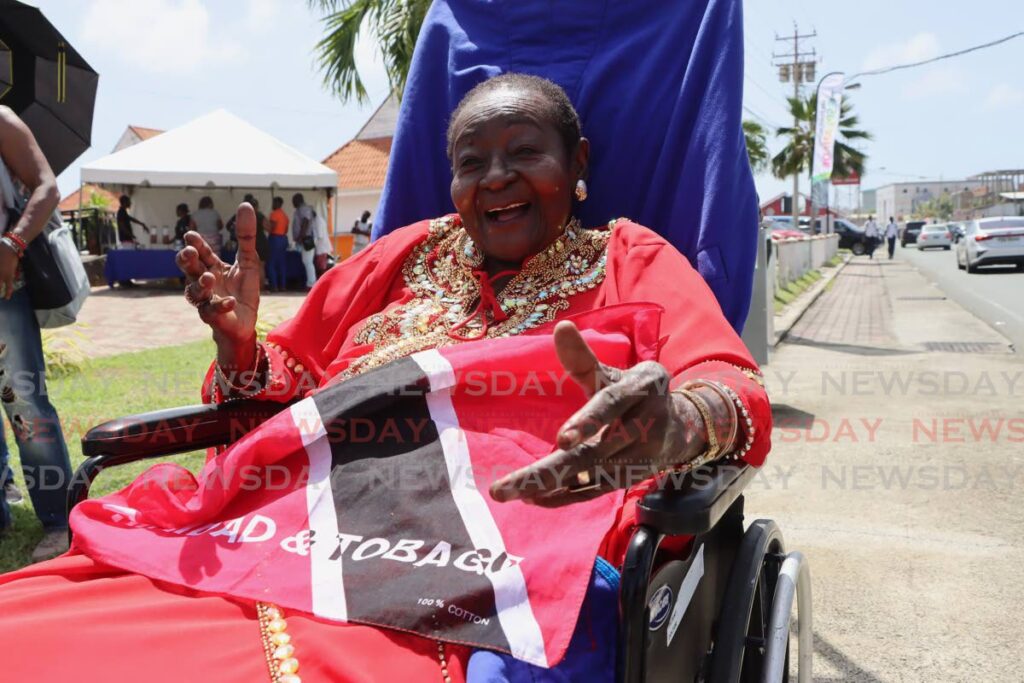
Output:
top-left (0, 105), bottom-right (74, 562)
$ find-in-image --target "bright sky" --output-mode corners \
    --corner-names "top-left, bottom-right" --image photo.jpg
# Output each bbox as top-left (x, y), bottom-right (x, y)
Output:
top-left (28, 0), bottom-right (1024, 208)
top-left (33, 0), bottom-right (391, 197)
top-left (743, 0), bottom-right (1024, 207)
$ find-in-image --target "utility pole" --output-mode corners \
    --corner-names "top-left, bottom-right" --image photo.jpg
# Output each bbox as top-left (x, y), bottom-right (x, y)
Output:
top-left (773, 24), bottom-right (817, 227)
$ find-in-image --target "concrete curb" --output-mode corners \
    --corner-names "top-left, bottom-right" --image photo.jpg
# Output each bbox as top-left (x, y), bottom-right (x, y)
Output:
top-left (772, 253), bottom-right (853, 346)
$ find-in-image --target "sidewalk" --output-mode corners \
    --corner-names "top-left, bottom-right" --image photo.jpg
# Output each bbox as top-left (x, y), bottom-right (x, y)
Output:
top-left (785, 257), bottom-right (1011, 354)
top-left (47, 286), bottom-right (307, 359)
top-left (754, 254), bottom-right (1023, 681)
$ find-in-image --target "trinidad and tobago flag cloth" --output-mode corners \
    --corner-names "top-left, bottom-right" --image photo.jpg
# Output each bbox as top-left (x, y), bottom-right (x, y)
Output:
top-left (71, 305), bottom-right (662, 667)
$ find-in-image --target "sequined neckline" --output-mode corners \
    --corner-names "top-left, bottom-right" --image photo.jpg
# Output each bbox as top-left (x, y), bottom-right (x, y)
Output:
top-left (339, 215), bottom-right (613, 380)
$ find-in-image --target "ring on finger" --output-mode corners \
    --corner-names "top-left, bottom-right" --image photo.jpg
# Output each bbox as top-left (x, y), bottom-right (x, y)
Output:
top-left (567, 469), bottom-right (601, 493)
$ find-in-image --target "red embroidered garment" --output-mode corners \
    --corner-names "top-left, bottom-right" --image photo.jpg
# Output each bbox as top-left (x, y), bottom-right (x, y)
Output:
top-left (0, 218), bottom-right (769, 682)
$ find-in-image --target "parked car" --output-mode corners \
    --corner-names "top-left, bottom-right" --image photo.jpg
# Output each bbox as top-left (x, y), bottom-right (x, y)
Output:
top-left (815, 218), bottom-right (870, 255)
top-left (956, 216), bottom-right (1024, 273)
top-left (900, 220), bottom-right (925, 247)
top-left (770, 227), bottom-right (806, 240)
top-left (917, 223), bottom-right (952, 250)
top-left (764, 215), bottom-right (813, 232)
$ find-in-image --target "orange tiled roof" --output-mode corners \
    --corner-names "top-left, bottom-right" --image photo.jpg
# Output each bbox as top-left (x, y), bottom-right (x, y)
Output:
top-left (322, 136), bottom-right (392, 191)
top-left (58, 184), bottom-right (119, 213)
top-left (129, 126), bottom-right (164, 141)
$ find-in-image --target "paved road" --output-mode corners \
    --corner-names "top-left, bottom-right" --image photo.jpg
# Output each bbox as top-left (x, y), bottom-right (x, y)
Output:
top-left (896, 244), bottom-right (1024, 352)
top-left (760, 257), bottom-right (1024, 681)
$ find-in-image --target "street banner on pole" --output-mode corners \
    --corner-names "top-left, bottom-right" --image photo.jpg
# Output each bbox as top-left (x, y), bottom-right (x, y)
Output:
top-left (831, 170), bottom-right (861, 185)
top-left (811, 72), bottom-right (845, 183)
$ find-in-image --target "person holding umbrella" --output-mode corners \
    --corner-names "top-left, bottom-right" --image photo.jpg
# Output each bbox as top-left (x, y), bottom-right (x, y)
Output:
top-left (0, 1), bottom-right (100, 177)
top-left (0, 105), bottom-right (73, 561)
top-left (0, 0), bottom-right (94, 562)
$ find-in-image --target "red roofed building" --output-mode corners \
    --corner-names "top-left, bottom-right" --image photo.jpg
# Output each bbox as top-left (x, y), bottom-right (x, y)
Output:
top-left (112, 125), bottom-right (165, 153)
top-left (322, 94), bottom-right (398, 234)
top-left (58, 184), bottom-right (119, 213)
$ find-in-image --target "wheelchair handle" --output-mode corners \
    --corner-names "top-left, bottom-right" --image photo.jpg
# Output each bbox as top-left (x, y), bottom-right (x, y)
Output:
top-left (637, 463), bottom-right (756, 536)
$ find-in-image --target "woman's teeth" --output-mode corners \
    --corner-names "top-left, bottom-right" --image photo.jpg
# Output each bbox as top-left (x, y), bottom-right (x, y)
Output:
top-left (486, 203), bottom-right (528, 221)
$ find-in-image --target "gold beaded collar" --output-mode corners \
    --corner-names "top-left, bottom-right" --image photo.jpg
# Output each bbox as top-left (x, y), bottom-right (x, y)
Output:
top-left (339, 215), bottom-right (612, 380)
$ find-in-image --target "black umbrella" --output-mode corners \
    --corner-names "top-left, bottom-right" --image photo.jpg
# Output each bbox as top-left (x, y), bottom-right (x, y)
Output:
top-left (0, 0), bottom-right (98, 175)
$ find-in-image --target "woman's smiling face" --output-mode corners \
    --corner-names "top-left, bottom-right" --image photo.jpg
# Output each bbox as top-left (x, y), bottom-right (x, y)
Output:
top-left (449, 86), bottom-right (588, 268)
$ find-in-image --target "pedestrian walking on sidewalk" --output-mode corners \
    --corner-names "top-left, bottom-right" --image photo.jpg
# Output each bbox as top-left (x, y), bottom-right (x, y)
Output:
top-left (885, 217), bottom-right (898, 259)
top-left (864, 215), bottom-right (880, 259)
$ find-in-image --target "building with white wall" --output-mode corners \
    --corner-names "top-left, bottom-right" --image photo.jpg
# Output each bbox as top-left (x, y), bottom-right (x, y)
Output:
top-left (872, 180), bottom-right (983, 221)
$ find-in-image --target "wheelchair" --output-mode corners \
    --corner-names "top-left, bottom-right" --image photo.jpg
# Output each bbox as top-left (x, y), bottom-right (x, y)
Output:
top-left (71, 399), bottom-right (812, 683)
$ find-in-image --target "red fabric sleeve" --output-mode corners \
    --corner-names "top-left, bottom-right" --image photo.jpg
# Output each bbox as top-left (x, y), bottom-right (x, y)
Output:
top-left (264, 221), bottom-right (428, 382)
top-left (199, 220), bottom-right (433, 406)
top-left (598, 222), bottom-right (772, 567)
top-left (602, 220), bottom-right (770, 466)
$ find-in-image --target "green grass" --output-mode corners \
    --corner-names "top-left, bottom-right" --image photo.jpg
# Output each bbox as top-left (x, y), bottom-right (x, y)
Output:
top-left (1, 339), bottom-right (215, 572)
top-left (774, 269), bottom-right (824, 313)
top-left (824, 252), bottom-right (846, 268)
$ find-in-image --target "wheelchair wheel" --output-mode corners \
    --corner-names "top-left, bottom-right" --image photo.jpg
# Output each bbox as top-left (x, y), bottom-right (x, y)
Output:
top-left (707, 519), bottom-right (786, 682)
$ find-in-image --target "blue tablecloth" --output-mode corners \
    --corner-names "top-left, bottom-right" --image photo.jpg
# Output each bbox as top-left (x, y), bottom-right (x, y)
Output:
top-left (104, 249), bottom-right (182, 285)
top-left (104, 249), bottom-right (305, 285)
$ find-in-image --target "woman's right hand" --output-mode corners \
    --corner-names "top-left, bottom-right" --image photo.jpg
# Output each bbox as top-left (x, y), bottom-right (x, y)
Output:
top-left (177, 203), bottom-right (261, 365)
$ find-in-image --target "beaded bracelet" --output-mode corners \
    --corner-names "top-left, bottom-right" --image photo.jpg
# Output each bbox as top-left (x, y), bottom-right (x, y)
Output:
top-left (215, 342), bottom-right (266, 397)
top-left (717, 382), bottom-right (755, 460)
top-left (5, 231), bottom-right (28, 252)
top-left (682, 380), bottom-right (739, 454)
top-left (0, 234), bottom-right (25, 259)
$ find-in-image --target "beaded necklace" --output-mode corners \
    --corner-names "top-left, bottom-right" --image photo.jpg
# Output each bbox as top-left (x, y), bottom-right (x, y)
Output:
top-left (339, 214), bottom-right (612, 380)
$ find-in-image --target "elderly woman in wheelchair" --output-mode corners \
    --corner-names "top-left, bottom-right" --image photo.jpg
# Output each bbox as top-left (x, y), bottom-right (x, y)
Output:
top-left (0, 74), bottom-right (807, 683)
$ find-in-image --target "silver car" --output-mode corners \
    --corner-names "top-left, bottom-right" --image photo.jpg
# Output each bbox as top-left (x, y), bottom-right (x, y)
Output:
top-left (917, 223), bottom-right (952, 250)
top-left (956, 216), bottom-right (1024, 273)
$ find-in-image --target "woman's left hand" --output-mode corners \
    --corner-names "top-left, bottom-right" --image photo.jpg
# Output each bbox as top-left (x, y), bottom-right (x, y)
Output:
top-left (490, 321), bottom-right (705, 507)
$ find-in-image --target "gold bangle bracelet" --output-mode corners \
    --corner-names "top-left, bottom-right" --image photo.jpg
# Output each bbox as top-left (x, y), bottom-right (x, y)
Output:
top-left (683, 380), bottom-right (738, 454)
top-left (673, 388), bottom-right (720, 462)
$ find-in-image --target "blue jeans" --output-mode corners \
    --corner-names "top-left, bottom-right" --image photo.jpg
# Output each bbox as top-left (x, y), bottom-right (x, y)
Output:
top-left (0, 287), bottom-right (72, 530)
top-left (267, 235), bottom-right (288, 290)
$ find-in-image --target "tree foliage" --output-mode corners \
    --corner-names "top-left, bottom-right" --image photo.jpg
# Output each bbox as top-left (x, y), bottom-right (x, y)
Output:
top-left (742, 119), bottom-right (770, 174)
top-left (85, 190), bottom-right (112, 210)
top-left (309, 0), bottom-right (430, 103)
top-left (914, 193), bottom-right (955, 220)
top-left (771, 93), bottom-right (870, 182)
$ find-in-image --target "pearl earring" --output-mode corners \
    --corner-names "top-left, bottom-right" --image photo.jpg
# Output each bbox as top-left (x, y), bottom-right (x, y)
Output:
top-left (575, 179), bottom-right (588, 202)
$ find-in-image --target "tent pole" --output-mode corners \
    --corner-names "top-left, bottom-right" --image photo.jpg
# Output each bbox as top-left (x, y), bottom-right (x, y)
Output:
top-left (76, 179), bottom-right (85, 252)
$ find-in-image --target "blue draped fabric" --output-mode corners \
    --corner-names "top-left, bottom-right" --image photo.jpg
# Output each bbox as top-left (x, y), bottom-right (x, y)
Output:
top-left (466, 557), bottom-right (620, 682)
top-left (374, 0), bottom-right (758, 331)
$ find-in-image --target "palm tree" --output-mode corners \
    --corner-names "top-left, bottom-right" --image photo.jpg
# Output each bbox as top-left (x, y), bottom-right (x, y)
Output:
top-left (772, 93), bottom-right (870, 220)
top-left (742, 120), bottom-right (770, 174)
top-left (309, 0), bottom-right (431, 104)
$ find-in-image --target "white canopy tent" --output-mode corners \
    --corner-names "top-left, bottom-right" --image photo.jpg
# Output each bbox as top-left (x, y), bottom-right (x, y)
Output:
top-left (81, 110), bottom-right (338, 246)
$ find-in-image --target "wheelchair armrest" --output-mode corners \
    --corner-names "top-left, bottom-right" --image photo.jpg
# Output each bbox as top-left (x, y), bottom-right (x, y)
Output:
top-left (637, 462), bottom-right (756, 536)
top-left (81, 400), bottom-right (293, 463)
